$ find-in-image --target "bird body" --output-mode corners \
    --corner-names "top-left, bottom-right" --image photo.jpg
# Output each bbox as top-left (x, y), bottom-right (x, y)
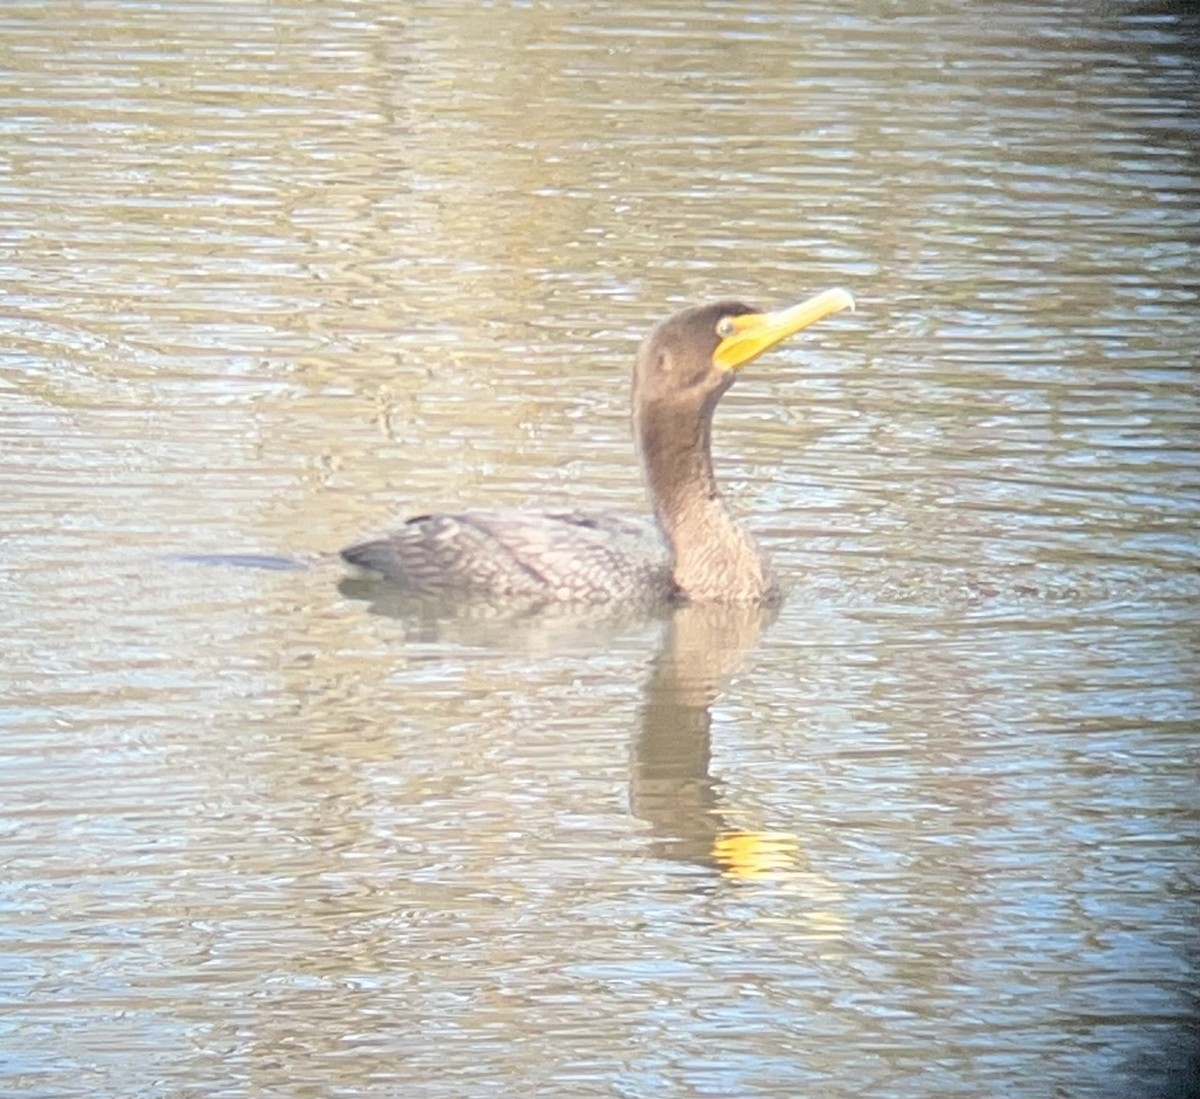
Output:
top-left (342, 289), bottom-right (854, 605)
top-left (343, 508), bottom-right (672, 603)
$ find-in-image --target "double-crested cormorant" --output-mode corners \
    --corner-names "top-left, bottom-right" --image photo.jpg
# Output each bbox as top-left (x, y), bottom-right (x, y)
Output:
top-left (342, 288), bottom-right (854, 604)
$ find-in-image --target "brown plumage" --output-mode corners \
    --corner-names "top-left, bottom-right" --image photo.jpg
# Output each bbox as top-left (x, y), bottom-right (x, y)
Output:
top-left (341, 289), bottom-right (854, 604)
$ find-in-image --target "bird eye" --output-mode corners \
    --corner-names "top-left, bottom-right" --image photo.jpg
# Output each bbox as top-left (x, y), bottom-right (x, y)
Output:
top-left (716, 317), bottom-right (736, 338)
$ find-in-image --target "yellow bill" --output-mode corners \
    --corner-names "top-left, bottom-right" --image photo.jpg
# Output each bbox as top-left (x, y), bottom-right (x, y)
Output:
top-left (713, 287), bottom-right (855, 371)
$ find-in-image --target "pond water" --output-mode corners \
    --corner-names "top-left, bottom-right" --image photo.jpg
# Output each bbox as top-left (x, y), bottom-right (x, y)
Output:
top-left (2, 1), bottom-right (1198, 1097)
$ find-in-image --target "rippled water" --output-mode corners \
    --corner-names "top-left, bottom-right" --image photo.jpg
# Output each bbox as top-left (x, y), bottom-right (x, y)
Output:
top-left (2, 2), bottom-right (1198, 1097)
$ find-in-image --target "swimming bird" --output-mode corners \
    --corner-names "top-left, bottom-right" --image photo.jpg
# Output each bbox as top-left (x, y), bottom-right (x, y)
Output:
top-left (342, 288), bottom-right (854, 604)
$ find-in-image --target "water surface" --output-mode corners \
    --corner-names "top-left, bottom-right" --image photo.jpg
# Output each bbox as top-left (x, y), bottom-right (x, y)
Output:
top-left (2, 2), bottom-right (1197, 1097)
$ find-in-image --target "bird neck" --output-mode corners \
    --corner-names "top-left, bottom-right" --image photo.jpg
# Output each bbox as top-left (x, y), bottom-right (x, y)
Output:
top-left (636, 399), bottom-right (775, 603)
